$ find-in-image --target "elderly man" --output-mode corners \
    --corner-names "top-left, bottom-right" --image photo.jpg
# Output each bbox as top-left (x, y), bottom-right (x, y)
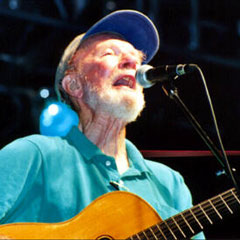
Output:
top-left (0, 10), bottom-right (204, 239)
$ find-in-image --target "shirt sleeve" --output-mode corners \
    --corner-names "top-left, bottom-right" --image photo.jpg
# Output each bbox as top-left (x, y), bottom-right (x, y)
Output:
top-left (0, 138), bottom-right (42, 223)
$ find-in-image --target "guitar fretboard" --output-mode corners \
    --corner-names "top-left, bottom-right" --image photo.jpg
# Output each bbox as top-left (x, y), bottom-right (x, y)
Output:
top-left (128, 188), bottom-right (240, 240)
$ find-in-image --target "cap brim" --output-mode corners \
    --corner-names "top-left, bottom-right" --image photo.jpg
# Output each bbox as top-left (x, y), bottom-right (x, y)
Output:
top-left (81, 10), bottom-right (159, 64)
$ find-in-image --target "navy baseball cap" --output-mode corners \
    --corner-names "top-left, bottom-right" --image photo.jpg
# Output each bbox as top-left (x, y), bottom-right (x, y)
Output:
top-left (55, 9), bottom-right (160, 101)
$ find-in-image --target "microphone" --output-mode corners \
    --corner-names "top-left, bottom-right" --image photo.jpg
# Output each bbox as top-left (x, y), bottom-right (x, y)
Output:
top-left (136, 64), bottom-right (195, 88)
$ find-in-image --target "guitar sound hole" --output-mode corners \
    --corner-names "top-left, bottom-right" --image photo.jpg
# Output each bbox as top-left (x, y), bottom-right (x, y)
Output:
top-left (97, 235), bottom-right (113, 240)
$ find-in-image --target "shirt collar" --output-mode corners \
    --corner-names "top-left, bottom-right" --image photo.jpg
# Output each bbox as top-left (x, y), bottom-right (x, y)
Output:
top-left (65, 126), bottom-right (151, 175)
top-left (64, 126), bottom-right (103, 160)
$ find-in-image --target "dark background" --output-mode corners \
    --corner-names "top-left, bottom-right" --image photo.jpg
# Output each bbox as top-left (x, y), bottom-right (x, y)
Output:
top-left (0, 0), bottom-right (240, 238)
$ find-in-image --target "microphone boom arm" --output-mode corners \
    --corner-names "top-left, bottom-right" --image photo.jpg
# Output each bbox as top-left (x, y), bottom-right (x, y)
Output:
top-left (161, 73), bottom-right (239, 191)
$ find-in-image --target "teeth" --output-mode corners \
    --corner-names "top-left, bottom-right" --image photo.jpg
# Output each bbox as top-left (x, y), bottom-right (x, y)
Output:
top-left (114, 76), bottom-right (134, 88)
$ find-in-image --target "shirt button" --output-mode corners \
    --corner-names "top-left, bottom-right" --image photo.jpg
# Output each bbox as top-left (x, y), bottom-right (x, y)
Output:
top-left (105, 160), bottom-right (111, 167)
top-left (119, 180), bottom-right (124, 185)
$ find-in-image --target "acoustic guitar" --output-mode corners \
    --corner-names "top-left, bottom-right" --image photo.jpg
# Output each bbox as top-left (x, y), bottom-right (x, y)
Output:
top-left (0, 188), bottom-right (239, 239)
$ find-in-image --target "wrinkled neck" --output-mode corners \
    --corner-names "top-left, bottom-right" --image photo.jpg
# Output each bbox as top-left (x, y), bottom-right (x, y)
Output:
top-left (78, 109), bottom-right (129, 174)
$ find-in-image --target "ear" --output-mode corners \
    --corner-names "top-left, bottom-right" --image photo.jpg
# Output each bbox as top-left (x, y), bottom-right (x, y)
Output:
top-left (62, 74), bottom-right (83, 98)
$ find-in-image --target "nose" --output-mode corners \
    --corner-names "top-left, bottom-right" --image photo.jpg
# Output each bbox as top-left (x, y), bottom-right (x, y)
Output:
top-left (118, 53), bottom-right (138, 69)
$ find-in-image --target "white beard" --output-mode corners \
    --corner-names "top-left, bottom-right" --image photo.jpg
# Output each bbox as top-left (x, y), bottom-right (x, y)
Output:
top-left (82, 83), bottom-right (145, 123)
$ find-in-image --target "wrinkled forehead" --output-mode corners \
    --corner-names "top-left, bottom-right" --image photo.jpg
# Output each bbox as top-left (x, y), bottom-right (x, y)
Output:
top-left (76, 32), bottom-right (144, 59)
top-left (78, 32), bottom-right (127, 50)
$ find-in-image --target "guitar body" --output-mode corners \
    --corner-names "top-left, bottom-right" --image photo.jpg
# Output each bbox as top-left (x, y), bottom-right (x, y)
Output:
top-left (0, 191), bottom-right (162, 239)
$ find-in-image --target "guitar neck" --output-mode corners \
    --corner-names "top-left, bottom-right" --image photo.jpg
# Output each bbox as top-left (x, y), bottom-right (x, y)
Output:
top-left (128, 188), bottom-right (240, 240)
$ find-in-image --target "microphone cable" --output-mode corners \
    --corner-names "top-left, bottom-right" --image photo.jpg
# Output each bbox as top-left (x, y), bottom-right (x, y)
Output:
top-left (189, 64), bottom-right (239, 191)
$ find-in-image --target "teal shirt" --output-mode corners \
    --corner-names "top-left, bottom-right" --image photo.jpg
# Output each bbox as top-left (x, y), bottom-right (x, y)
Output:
top-left (0, 126), bottom-right (204, 238)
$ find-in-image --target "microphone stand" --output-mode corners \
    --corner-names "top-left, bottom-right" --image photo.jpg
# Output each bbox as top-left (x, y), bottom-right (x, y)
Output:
top-left (161, 80), bottom-right (240, 192)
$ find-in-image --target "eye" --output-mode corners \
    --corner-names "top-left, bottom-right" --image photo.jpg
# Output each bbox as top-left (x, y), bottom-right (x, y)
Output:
top-left (102, 49), bottom-right (115, 57)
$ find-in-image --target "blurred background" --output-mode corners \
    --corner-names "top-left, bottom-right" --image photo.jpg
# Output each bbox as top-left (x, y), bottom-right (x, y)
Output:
top-left (0, 0), bottom-right (240, 238)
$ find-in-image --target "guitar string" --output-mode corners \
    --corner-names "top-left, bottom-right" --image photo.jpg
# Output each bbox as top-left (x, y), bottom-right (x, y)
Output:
top-left (171, 190), bottom-right (240, 230)
top-left (181, 190), bottom-right (239, 234)
top-left (177, 188), bottom-right (238, 221)
top-left (147, 200), bottom-right (234, 240)
top-left (189, 189), bottom-right (239, 221)
top-left (137, 193), bottom-right (239, 240)
top-left (128, 189), bottom-right (240, 240)
top-left (129, 199), bottom-right (237, 240)
top-left (131, 189), bottom-right (240, 240)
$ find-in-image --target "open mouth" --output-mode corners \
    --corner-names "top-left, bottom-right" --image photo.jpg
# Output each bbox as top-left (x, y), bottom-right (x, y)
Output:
top-left (113, 75), bottom-right (136, 89)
